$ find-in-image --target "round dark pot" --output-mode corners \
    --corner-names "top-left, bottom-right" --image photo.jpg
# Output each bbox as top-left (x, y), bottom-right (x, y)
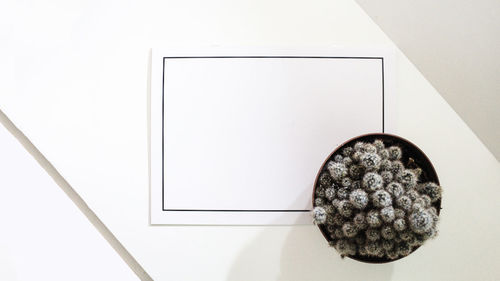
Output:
top-left (312, 133), bottom-right (441, 263)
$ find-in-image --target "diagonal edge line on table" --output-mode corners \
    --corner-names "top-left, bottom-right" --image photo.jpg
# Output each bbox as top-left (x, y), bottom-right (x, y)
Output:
top-left (0, 108), bottom-right (153, 281)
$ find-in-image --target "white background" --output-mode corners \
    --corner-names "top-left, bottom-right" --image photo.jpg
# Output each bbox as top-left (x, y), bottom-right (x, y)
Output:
top-left (0, 113), bottom-right (136, 280)
top-left (0, 0), bottom-right (499, 280)
top-left (356, 0), bottom-right (500, 161)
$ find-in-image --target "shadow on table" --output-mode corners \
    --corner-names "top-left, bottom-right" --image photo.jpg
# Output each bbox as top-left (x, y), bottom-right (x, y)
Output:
top-left (226, 187), bottom-right (394, 281)
top-left (227, 226), bottom-right (395, 281)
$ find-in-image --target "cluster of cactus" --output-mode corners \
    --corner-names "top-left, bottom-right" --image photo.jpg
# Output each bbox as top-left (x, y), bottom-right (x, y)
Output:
top-left (312, 139), bottom-right (442, 260)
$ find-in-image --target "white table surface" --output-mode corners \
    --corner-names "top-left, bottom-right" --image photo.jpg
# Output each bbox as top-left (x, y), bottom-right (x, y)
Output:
top-left (1, 0), bottom-right (499, 280)
top-left (0, 109), bottom-right (137, 280)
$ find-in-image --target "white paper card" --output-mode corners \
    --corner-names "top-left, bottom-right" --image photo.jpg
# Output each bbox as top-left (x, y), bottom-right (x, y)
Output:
top-left (151, 48), bottom-right (395, 225)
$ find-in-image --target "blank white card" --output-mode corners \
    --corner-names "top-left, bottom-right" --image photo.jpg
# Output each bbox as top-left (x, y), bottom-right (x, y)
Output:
top-left (151, 48), bottom-right (395, 224)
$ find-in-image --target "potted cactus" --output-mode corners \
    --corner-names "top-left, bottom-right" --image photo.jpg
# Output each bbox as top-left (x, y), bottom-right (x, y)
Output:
top-left (312, 133), bottom-right (442, 263)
